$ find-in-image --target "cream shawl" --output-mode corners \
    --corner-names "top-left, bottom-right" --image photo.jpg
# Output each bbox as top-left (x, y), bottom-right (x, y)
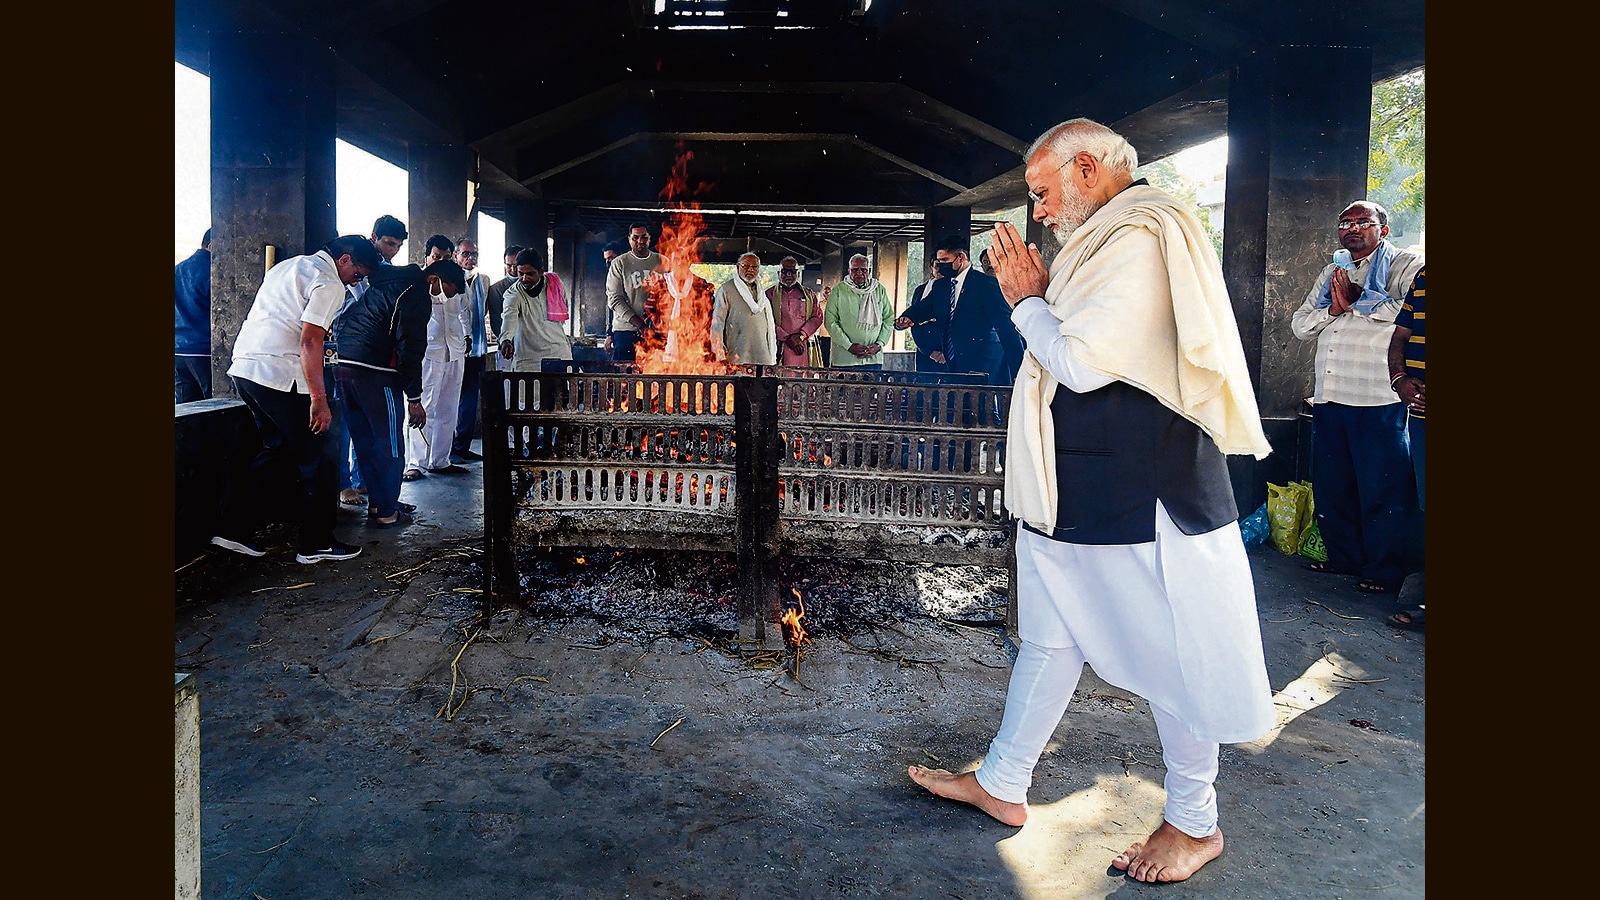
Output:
top-left (1005, 184), bottom-right (1272, 532)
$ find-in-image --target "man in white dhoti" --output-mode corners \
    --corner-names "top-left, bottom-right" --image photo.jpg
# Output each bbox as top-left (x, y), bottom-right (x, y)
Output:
top-left (710, 252), bottom-right (778, 366)
top-left (908, 118), bottom-right (1276, 884)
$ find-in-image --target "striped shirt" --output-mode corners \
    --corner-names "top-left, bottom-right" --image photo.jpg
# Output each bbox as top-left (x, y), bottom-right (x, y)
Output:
top-left (1291, 243), bottom-right (1425, 406)
top-left (1393, 266), bottom-right (1426, 419)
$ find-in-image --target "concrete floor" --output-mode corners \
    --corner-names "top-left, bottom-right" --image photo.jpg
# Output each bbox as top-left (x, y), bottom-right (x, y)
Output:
top-left (174, 444), bottom-right (1425, 899)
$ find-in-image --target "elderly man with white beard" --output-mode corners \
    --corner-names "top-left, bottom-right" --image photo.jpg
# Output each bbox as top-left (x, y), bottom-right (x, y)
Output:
top-left (821, 253), bottom-right (893, 369)
top-left (710, 252), bottom-right (778, 366)
top-left (907, 118), bottom-right (1277, 884)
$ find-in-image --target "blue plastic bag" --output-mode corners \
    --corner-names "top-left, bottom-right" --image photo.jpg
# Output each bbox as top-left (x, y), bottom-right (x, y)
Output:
top-left (1238, 502), bottom-right (1270, 548)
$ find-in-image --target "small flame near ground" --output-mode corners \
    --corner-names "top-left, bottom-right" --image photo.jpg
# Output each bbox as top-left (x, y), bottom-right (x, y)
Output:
top-left (781, 588), bottom-right (811, 649)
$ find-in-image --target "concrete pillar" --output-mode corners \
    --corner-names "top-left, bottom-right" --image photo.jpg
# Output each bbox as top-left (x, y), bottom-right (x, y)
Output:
top-left (407, 143), bottom-right (469, 265)
top-left (577, 240), bottom-right (611, 338)
top-left (1222, 44), bottom-right (1373, 507)
top-left (550, 224), bottom-right (584, 336)
top-left (875, 240), bottom-right (910, 350)
top-left (819, 244), bottom-right (844, 295)
top-left (175, 673), bottom-right (201, 899)
top-left (208, 30), bottom-right (337, 398)
top-left (1024, 198), bottom-right (1062, 266)
top-left (503, 197), bottom-right (548, 265)
top-left (923, 206), bottom-right (971, 259)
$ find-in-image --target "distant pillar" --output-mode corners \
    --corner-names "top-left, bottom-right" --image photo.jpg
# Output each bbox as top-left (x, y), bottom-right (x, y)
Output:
top-left (504, 197), bottom-right (548, 264)
top-left (208, 30), bottom-right (337, 399)
top-left (407, 143), bottom-right (469, 264)
top-left (1024, 199), bottom-right (1061, 266)
top-left (550, 210), bottom-right (584, 336)
top-left (875, 240), bottom-right (910, 350)
top-left (819, 244), bottom-right (844, 295)
top-left (923, 206), bottom-right (971, 257)
top-left (1223, 44), bottom-right (1373, 507)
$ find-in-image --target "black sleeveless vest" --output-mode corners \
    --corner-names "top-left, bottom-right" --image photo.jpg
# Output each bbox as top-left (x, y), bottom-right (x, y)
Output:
top-left (1022, 380), bottom-right (1237, 544)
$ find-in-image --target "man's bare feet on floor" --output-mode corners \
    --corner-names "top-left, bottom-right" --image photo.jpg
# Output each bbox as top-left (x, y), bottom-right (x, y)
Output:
top-left (907, 765), bottom-right (1028, 827)
top-left (1110, 821), bottom-right (1224, 883)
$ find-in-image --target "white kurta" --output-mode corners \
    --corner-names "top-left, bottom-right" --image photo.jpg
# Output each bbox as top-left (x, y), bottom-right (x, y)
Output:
top-left (1000, 183), bottom-right (1276, 745)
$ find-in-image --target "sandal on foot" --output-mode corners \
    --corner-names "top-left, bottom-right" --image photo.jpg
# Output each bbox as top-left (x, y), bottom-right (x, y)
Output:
top-left (1386, 608), bottom-right (1425, 630)
top-left (368, 501), bottom-right (417, 517)
top-left (338, 489), bottom-right (366, 507)
top-left (1355, 579), bottom-right (1398, 594)
top-left (368, 509), bottom-right (414, 529)
top-left (1303, 561), bottom-right (1346, 575)
top-left (401, 469), bottom-right (425, 482)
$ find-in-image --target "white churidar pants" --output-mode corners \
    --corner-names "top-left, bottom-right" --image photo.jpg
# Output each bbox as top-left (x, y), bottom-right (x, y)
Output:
top-left (973, 639), bottom-right (1220, 838)
top-left (407, 356), bottom-right (464, 471)
top-left (971, 501), bottom-right (1274, 838)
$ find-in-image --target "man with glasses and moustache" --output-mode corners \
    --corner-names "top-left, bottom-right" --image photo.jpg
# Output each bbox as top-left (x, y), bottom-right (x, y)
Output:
top-left (1291, 201), bottom-right (1425, 595)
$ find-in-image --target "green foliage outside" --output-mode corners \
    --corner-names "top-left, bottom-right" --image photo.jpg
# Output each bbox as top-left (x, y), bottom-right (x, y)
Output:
top-left (1139, 159), bottom-right (1225, 260)
top-left (1368, 68), bottom-right (1425, 244)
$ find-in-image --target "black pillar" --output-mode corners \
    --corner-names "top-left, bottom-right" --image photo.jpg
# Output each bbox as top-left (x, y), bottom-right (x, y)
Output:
top-left (504, 197), bottom-right (548, 264)
top-left (1222, 45), bottom-right (1374, 509)
top-left (208, 30), bottom-right (337, 399)
top-left (923, 206), bottom-right (972, 256)
top-left (407, 143), bottom-right (469, 264)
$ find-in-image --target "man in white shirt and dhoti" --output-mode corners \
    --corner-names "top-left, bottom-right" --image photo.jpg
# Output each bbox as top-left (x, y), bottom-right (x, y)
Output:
top-left (908, 118), bottom-right (1276, 885)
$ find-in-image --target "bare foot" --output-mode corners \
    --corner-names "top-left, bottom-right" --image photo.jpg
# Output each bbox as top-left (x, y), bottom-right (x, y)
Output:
top-left (907, 765), bottom-right (1028, 827)
top-left (1110, 821), bottom-right (1224, 883)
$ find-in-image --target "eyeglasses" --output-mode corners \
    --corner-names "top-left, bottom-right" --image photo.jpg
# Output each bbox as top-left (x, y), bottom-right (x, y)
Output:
top-left (779, 268), bottom-right (799, 273)
top-left (1337, 219), bottom-right (1380, 231)
top-left (1027, 156), bottom-right (1078, 205)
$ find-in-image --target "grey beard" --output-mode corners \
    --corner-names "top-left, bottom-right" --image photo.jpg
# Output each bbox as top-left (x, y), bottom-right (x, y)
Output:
top-left (1047, 191), bottom-right (1102, 244)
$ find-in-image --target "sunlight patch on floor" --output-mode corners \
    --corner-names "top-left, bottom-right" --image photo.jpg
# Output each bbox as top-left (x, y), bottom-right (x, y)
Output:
top-left (1237, 650), bottom-right (1367, 753)
top-left (994, 774), bottom-right (1165, 899)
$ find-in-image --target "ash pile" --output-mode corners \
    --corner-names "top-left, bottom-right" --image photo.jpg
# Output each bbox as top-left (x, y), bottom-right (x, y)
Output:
top-left (514, 548), bottom-right (1006, 643)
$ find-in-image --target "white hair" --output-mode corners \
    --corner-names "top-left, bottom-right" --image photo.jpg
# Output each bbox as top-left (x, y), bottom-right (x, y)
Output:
top-left (1024, 118), bottom-right (1138, 175)
top-left (848, 253), bottom-right (870, 267)
top-left (737, 252), bottom-right (761, 265)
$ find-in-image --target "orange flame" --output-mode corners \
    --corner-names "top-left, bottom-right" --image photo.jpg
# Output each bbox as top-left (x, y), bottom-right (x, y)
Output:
top-left (781, 588), bottom-right (811, 648)
top-left (636, 146), bottom-right (739, 377)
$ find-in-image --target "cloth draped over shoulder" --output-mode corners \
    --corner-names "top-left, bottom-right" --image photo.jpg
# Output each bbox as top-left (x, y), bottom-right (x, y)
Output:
top-left (1005, 184), bottom-right (1272, 533)
top-left (1315, 238), bottom-right (1396, 315)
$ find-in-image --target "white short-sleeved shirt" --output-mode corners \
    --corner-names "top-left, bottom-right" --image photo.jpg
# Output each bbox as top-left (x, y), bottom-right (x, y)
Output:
top-left (228, 250), bottom-right (348, 393)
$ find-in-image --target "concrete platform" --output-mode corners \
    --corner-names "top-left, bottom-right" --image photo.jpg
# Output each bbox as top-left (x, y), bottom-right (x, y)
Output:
top-left (174, 443), bottom-right (1424, 899)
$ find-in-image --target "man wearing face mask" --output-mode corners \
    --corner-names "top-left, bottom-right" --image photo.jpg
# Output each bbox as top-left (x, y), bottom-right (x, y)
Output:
top-left (330, 258), bottom-right (462, 528)
top-left (710, 252), bottom-right (778, 366)
top-left (210, 235), bottom-right (380, 563)
top-left (822, 254), bottom-right (894, 369)
top-left (767, 256), bottom-right (824, 367)
top-left (403, 236), bottom-right (474, 480)
top-left (902, 236), bottom-right (1023, 385)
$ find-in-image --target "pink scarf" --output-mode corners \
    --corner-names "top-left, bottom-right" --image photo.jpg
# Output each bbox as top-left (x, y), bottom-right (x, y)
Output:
top-left (543, 273), bottom-right (569, 322)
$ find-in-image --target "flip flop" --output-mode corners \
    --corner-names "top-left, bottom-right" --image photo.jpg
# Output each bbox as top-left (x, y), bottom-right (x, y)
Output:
top-left (1303, 561), bottom-right (1348, 575)
top-left (401, 469), bottom-right (425, 482)
top-left (1386, 608), bottom-right (1425, 630)
top-left (1355, 579), bottom-right (1399, 594)
top-left (367, 509), bottom-right (414, 529)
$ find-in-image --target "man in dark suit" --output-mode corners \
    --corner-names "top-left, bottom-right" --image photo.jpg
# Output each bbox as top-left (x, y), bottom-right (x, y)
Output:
top-left (900, 236), bottom-right (1024, 384)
